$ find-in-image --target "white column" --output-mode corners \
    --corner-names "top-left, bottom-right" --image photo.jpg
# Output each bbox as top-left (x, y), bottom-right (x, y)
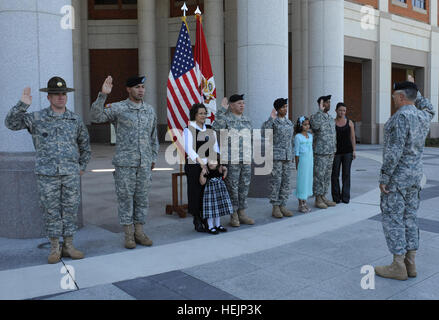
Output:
top-left (428, 30), bottom-right (439, 123)
top-left (138, 0), bottom-right (157, 110)
top-left (156, 0), bottom-right (169, 129)
top-left (431, 0), bottom-right (438, 27)
top-left (0, 0), bottom-right (75, 153)
top-left (205, 0), bottom-right (225, 102)
top-left (291, 0), bottom-right (304, 122)
top-left (237, 0), bottom-right (289, 128)
top-left (308, 0), bottom-right (344, 118)
top-left (301, 0), bottom-right (310, 116)
top-left (379, 0), bottom-right (389, 12)
top-left (224, 0), bottom-right (238, 96)
top-left (376, 13), bottom-right (392, 142)
top-left (80, 0), bottom-right (91, 124)
top-left (72, 0), bottom-right (83, 119)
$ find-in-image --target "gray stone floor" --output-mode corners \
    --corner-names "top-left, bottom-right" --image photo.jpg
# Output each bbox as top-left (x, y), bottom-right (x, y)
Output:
top-left (1, 143), bottom-right (438, 300)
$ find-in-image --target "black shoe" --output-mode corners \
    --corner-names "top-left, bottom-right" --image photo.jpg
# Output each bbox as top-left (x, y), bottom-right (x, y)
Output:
top-left (195, 224), bottom-right (206, 233)
top-left (207, 228), bottom-right (219, 235)
top-left (217, 225), bottom-right (228, 232)
top-left (342, 200), bottom-right (350, 204)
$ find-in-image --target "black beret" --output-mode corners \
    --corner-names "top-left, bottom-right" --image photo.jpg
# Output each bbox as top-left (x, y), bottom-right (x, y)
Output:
top-left (393, 81), bottom-right (418, 92)
top-left (126, 76), bottom-right (146, 88)
top-left (317, 95), bottom-right (331, 104)
top-left (273, 98), bottom-right (288, 110)
top-left (229, 94), bottom-right (245, 103)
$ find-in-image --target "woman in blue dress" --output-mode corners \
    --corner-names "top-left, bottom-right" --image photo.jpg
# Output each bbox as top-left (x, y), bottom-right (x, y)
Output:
top-left (294, 116), bottom-right (313, 213)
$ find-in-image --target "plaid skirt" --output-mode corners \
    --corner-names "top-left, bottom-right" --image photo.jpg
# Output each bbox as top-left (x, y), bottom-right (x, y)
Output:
top-left (202, 177), bottom-right (234, 219)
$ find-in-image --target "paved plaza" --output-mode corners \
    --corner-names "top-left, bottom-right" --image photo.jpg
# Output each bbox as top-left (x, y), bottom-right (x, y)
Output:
top-left (0, 143), bottom-right (438, 300)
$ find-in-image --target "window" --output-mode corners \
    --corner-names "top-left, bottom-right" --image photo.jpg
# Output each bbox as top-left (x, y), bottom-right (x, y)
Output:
top-left (170, 0), bottom-right (204, 18)
top-left (412, 0), bottom-right (426, 9)
top-left (88, 0), bottom-right (137, 20)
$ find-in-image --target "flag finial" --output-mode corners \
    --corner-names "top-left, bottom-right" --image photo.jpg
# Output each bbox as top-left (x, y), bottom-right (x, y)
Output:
top-left (181, 2), bottom-right (188, 17)
top-left (195, 6), bottom-right (202, 15)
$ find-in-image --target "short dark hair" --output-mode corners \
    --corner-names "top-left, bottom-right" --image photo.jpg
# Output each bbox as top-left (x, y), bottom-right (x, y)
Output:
top-left (189, 103), bottom-right (207, 121)
top-left (336, 102), bottom-right (346, 110)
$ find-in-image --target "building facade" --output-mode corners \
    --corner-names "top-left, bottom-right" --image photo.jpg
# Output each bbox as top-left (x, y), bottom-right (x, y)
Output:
top-left (1, 0), bottom-right (439, 237)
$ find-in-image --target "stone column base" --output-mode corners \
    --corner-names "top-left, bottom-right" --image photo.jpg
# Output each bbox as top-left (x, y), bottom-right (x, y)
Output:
top-left (0, 153), bottom-right (83, 239)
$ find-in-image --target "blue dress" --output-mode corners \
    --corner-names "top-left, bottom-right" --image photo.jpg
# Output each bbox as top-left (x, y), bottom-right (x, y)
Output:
top-left (294, 133), bottom-right (313, 200)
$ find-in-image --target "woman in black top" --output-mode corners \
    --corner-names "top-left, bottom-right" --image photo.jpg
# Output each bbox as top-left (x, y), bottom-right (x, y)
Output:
top-left (331, 103), bottom-right (356, 204)
top-left (183, 103), bottom-right (220, 232)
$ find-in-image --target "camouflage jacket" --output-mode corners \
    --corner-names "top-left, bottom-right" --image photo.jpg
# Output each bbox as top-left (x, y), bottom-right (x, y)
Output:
top-left (261, 116), bottom-right (294, 161)
top-left (5, 101), bottom-right (91, 176)
top-left (310, 110), bottom-right (336, 155)
top-left (212, 106), bottom-right (253, 163)
top-left (90, 92), bottom-right (159, 167)
top-left (379, 91), bottom-right (435, 188)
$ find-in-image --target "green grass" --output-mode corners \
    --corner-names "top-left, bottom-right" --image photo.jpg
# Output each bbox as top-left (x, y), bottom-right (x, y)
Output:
top-left (425, 138), bottom-right (439, 147)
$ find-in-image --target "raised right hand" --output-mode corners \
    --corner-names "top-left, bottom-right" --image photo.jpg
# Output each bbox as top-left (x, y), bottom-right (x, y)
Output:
top-left (101, 76), bottom-right (113, 95)
top-left (319, 99), bottom-right (324, 111)
top-left (221, 97), bottom-right (229, 110)
top-left (21, 87), bottom-right (32, 105)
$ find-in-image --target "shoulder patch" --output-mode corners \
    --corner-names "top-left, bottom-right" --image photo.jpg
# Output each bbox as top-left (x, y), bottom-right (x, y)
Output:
top-left (105, 103), bottom-right (112, 109)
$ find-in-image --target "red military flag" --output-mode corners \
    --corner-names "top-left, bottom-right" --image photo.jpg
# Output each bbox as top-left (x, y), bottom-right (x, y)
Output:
top-left (194, 13), bottom-right (216, 124)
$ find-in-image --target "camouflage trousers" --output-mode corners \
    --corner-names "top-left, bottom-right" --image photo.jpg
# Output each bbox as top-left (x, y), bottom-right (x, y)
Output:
top-left (380, 185), bottom-right (420, 255)
top-left (270, 160), bottom-right (293, 206)
top-left (114, 166), bottom-right (152, 226)
top-left (225, 164), bottom-right (251, 211)
top-left (36, 174), bottom-right (80, 238)
top-left (313, 154), bottom-right (334, 196)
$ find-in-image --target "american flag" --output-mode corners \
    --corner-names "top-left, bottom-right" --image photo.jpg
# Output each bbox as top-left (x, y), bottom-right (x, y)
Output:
top-left (167, 20), bottom-right (202, 142)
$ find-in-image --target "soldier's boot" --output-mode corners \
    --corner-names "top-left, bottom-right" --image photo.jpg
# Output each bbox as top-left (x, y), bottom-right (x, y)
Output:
top-left (123, 225), bottom-right (136, 249)
top-left (404, 250), bottom-right (417, 278)
top-left (62, 236), bottom-right (84, 260)
top-left (238, 209), bottom-right (255, 225)
top-left (48, 237), bottom-right (61, 264)
top-left (134, 223), bottom-right (153, 247)
top-left (321, 195), bottom-right (336, 207)
top-left (272, 205), bottom-right (283, 219)
top-left (315, 196), bottom-right (328, 209)
top-left (280, 206), bottom-right (294, 217)
top-left (230, 212), bottom-right (240, 227)
top-left (375, 255), bottom-right (408, 281)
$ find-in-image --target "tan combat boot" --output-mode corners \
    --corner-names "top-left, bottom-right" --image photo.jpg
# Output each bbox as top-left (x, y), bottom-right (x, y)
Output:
top-left (230, 211), bottom-right (240, 227)
top-left (238, 209), bottom-right (255, 225)
top-left (321, 195), bottom-right (336, 207)
top-left (134, 223), bottom-right (153, 246)
top-left (404, 250), bottom-right (417, 278)
top-left (62, 236), bottom-right (84, 260)
top-left (123, 224), bottom-right (136, 249)
top-left (315, 196), bottom-right (328, 209)
top-left (280, 206), bottom-right (294, 217)
top-left (48, 237), bottom-right (61, 264)
top-left (375, 255), bottom-right (408, 281)
top-left (272, 205), bottom-right (283, 219)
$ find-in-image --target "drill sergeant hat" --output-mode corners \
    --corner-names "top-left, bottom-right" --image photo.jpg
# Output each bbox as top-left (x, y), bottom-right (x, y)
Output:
top-left (39, 77), bottom-right (75, 93)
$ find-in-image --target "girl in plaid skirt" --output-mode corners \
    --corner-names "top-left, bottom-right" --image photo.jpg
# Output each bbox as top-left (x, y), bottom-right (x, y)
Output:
top-left (200, 159), bottom-right (234, 234)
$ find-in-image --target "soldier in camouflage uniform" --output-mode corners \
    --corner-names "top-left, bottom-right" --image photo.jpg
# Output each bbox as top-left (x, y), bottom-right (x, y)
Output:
top-left (212, 94), bottom-right (255, 227)
top-left (375, 76), bottom-right (434, 281)
top-left (262, 98), bottom-right (294, 218)
top-left (310, 95), bottom-right (337, 209)
top-left (4, 77), bottom-right (91, 264)
top-left (91, 75), bottom-right (159, 249)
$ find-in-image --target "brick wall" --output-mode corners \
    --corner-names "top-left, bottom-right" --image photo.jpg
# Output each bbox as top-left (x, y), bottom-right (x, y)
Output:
top-left (388, 0), bottom-right (430, 23)
top-left (346, 0), bottom-right (379, 9)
